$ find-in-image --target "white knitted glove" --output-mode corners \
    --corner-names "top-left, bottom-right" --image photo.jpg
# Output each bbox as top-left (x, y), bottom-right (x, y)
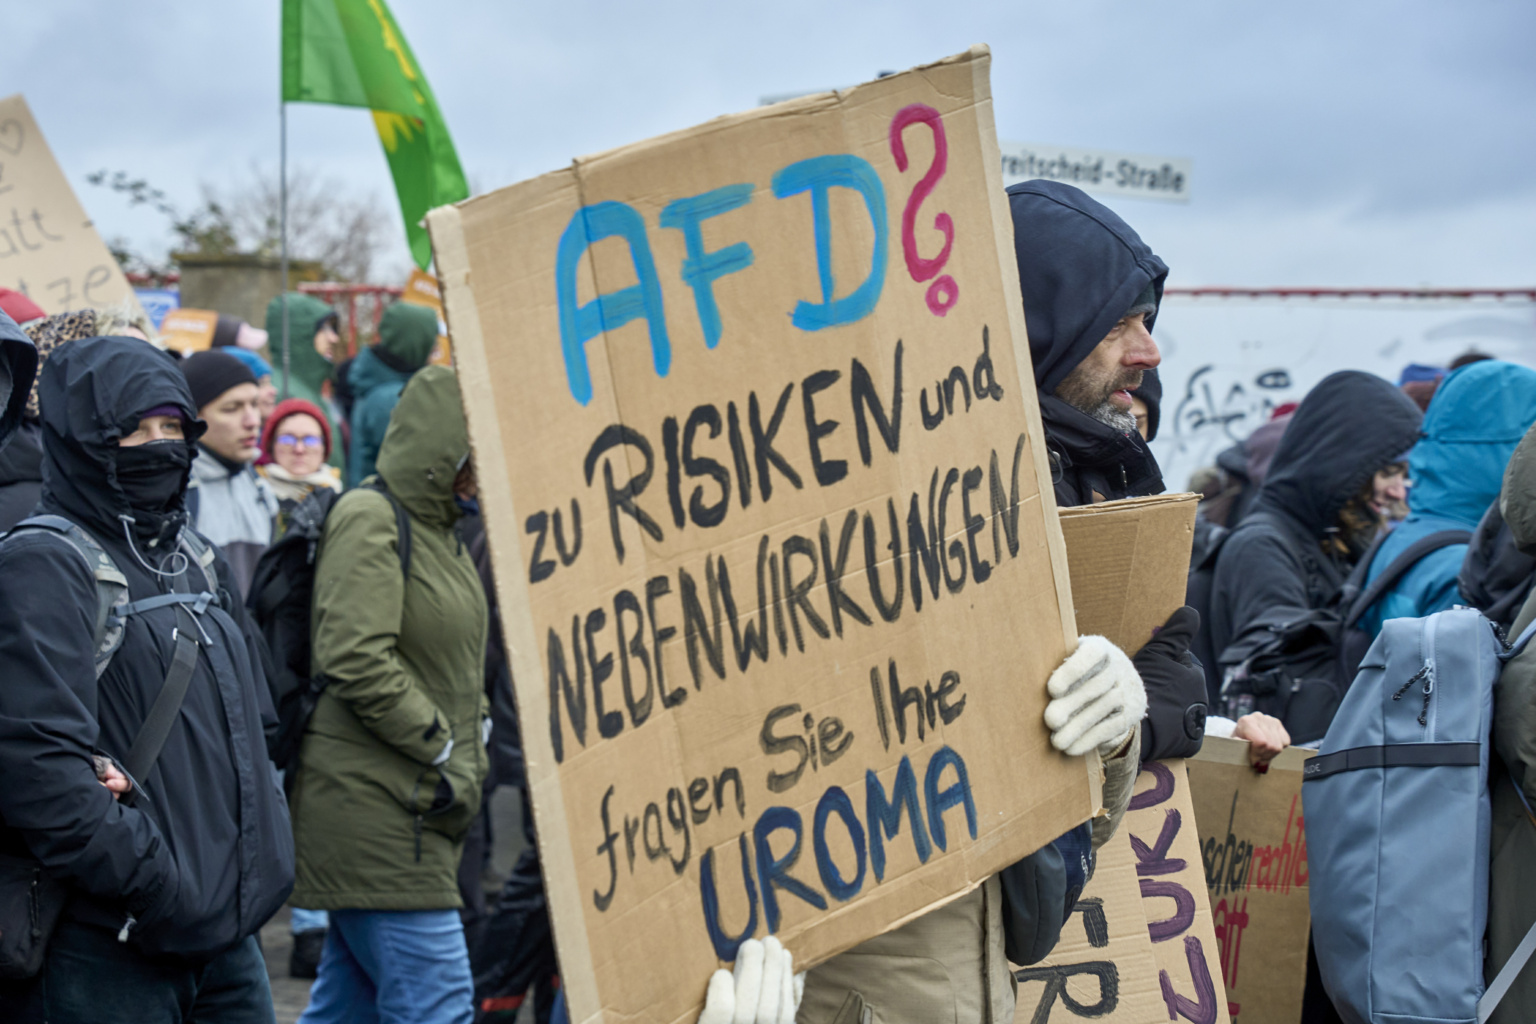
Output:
top-left (696, 937), bottom-right (804, 1024)
top-left (1044, 635), bottom-right (1148, 757)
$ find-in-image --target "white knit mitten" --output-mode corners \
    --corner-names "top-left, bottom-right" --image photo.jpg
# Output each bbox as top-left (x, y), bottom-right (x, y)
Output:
top-left (1044, 636), bottom-right (1148, 757)
top-left (697, 937), bottom-right (802, 1024)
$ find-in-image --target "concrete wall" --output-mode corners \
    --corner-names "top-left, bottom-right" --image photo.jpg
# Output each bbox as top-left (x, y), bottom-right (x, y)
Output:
top-left (175, 253), bottom-right (322, 327)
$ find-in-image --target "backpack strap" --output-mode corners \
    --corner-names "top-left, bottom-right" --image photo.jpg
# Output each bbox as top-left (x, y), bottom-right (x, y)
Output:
top-left (1343, 529), bottom-right (1474, 631)
top-left (1480, 881), bottom-right (1536, 1022)
top-left (120, 607), bottom-right (200, 786)
top-left (4, 514), bottom-right (129, 678)
top-left (367, 478), bottom-right (413, 581)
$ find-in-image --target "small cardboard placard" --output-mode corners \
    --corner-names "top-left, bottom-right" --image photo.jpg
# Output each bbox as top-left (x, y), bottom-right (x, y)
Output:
top-left (399, 267), bottom-right (451, 365)
top-left (1126, 759), bottom-right (1234, 1024)
top-left (1059, 493), bottom-right (1198, 654)
top-left (157, 308), bottom-right (218, 355)
top-left (1016, 828), bottom-right (1166, 1024)
top-left (1187, 736), bottom-right (1316, 1024)
top-left (0, 95), bottom-right (141, 316)
top-left (429, 47), bottom-right (1096, 1024)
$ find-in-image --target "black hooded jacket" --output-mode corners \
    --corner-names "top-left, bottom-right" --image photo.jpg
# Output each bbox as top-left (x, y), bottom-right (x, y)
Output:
top-left (1209, 371), bottom-right (1422, 739)
top-left (0, 337), bottom-right (293, 960)
top-left (0, 307), bottom-right (37, 454)
top-left (1008, 180), bottom-right (1167, 506)
top-left (0, 419), bottom-right (42, 531)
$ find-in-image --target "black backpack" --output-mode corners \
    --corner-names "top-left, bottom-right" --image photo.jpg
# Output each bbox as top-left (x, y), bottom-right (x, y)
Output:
top-left (247, 480), bottom-right (412, 769)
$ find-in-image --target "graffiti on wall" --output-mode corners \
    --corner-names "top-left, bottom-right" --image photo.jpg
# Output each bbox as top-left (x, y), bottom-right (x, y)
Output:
top-left (1163, 365), bottom-right (1295, 490)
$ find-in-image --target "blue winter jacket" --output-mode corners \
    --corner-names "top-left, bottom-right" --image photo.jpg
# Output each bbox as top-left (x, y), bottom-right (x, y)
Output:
top-left (1360, 360), bottom-right (1536, 637)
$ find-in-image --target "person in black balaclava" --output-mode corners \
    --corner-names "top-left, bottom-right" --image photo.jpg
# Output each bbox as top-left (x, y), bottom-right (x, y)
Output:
top-left (0, 336), bottom-right (292, 1022)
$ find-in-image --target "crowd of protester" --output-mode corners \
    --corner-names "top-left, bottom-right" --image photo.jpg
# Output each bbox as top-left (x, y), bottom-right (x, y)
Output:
top-left (0, 175), bottom-right (1529, 1024)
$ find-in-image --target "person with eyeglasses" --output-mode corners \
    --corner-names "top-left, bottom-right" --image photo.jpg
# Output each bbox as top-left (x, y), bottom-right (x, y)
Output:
top-left (258, 398), bottom-right (343, 537)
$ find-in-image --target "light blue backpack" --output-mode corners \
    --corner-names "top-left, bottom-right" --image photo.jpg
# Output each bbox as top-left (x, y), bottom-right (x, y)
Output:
top-left (1303, 607), bottom-right (1536, 1024)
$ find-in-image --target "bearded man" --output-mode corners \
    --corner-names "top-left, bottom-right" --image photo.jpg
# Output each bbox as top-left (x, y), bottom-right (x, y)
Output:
top-left (1008, 179), bottom-right (1216, 766)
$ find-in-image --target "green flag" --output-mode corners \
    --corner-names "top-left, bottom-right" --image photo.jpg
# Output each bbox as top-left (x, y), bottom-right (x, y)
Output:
top-left (281, 0), bottom-right (468, 269)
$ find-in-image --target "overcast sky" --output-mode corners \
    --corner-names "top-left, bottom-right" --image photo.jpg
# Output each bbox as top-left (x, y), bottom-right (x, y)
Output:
top-left (5, 0), bottom-right (1533, 289)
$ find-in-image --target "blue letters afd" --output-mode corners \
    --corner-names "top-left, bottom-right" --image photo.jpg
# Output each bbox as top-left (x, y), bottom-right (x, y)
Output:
top-left (552, 156), bottom-right (889, 405)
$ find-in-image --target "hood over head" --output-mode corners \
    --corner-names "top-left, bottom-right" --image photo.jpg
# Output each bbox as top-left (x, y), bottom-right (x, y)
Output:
top-left (1007, 180), bottom-right (1168, 394)
top-left (0, 308), bottom-right (37, 453)
top-left (375, 365), bottom-right (469, 529)
top-left (1409, 360), bottom-right (1536, 527)
top-left (264, 292), bottom-right (339, 391)
top-left (375, 302), bottom-right (438, 372)
top-left (1255, 370), bottom-right (1422, 538)
top-left (1244, 413), bottom-right (1293, 486)
top-left (37, 336), bottom-right (204, 541)
top-left (1501, 421), bottom-right (1536, 555)
top-left (1131, 368), bottom-right (1162, 442)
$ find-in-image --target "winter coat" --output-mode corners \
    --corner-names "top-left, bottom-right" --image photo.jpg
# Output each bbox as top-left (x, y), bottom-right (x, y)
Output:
top-left (290, 366), bottom-right (489, 911)
top-left (258, 462), bottom-right (342, 535)
top-left (0, 336), bottom-right (293, 959)
top-left (1458, 499), bottom-right (1534, 632)
top-left (1358, 360), bottom-right (1536, 637)
top-left (347, 302), bottom-right (438, 486)
top-left (264, 292), bottom-right (343, 472)
top-left (799, 738), bottom-right (1140, 1023)
top-left (0, 307), bottom-right (35, 453)
top-left (1488, 421), bottom-right (1536, 1024)
top-left (1007, 180), bottom-right (1169, 507)
top-left (1210, 371), bottom-right (1422, 741)
top-left (188, 449), bottom-right (279, 597)
top-left (0, 419), bottom-right (42, 531)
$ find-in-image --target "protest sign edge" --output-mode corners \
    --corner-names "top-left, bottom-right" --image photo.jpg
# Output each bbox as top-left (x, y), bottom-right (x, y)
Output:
top-left (966, 46), bottom-right (1102, 807)
top-left (426, 198), bottom-right (604, 1023)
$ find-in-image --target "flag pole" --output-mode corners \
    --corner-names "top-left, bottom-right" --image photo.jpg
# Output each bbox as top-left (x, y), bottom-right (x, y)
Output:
top-left (279, 100), bottom-right (291, 401)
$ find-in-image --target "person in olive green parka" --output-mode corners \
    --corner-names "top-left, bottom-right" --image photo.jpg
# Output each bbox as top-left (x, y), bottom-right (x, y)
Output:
top-left (1488, 422), bottom-right (1536, 1024)
top-left (265, 292), bottom-right (344, 472)
top-left (290, 366), bottom-right (488, 1020)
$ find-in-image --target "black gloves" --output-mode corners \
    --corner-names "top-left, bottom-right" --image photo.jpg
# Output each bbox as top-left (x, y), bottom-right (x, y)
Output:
top-left (1133, 606), bottom-right (1209, 763)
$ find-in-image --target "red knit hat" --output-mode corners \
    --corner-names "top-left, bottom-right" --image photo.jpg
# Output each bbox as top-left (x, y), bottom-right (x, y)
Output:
top-left (261, 398), bottom-right (332, 463)
top-left (0, 288), bottom-right (46, 325)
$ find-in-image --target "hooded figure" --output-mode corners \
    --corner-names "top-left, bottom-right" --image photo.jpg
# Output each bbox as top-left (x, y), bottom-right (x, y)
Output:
top-left (1485, 423), bottom-right (1536, 1024)
top-left (1210, 371), bottom-right (1423, 741)
top-left (290, 365), bottom-right (488, 1021)
top-left (346, 302), bottom-right (438, 486)
top-left (1357, 360), bottom-right (1536, 637)
top-left (264, 292), bottom-right (343, 471)
top-left (0, 337), bottom-right (292, 1014)
top-left (1009, 179), bottom-right (1167, 506)
top-left (0, 307), bottom-right (39, 524)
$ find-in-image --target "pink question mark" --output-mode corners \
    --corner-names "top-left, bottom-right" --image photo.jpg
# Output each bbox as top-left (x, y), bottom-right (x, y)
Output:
top-left (890, 104), bottom-right (958, 316)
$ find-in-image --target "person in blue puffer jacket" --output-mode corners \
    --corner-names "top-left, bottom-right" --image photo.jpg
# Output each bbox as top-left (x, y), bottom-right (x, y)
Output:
top-left (1358, 359), bottom-right (1536, 639)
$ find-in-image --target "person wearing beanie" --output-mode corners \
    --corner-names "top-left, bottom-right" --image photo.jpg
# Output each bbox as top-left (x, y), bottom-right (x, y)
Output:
top-left (180, 350), bottom-right (279, 595)
top-left (265, 292), bottom-right (344, 473)
top-left (226, 346), bottom-right (278, 422)
top-left (0, 287), bottom-right (47, 328)
top-left (257, 397), bottom-right (341, 532)
top-left (346, 302), bottom-right (439, 486)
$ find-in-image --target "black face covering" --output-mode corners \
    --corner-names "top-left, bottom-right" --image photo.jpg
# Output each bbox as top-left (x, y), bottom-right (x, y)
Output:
top-left (114, 439), bottom-right (192, 512)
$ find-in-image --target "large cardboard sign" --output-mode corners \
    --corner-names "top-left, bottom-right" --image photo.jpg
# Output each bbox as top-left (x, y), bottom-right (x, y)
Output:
top-left (1187, 737), bottom-right (1315, 1024)
top-left (429, 47), bottom-right (1094, 1024)
top-left (0, 95), bottom-right (140, 314)
top-left (1016, 829), bottom-right (1166, 1024)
